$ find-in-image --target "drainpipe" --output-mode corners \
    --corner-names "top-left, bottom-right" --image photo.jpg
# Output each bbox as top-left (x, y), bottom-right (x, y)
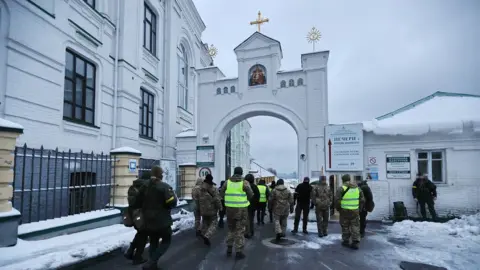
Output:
top-left (112, 1), bottom-right (120, 149)
top-left (162, 0), bottom-right (170, 158)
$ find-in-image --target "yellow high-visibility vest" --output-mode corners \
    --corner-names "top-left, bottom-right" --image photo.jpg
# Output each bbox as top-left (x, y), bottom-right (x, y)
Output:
top-left (224, 180), bottom-right (250, 208)
top-left (341, 185), bottom-right (359, 210)
top-left (258, 185), bottom-right (267, 203)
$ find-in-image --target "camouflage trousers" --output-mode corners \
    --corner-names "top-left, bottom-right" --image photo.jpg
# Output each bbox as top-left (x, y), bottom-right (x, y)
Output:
top-left (194, 209), bottom-right (201, 231)
top-left (339, 210), bottom-right (360, 243)
top-left (273, 214), bottom-right (288, 234)
top-left (225, 207), bottom-right (248, 252)
top-left (315, 208), bottom-right (329, 235)
top-left (201, 215), bottom-right (218, 238)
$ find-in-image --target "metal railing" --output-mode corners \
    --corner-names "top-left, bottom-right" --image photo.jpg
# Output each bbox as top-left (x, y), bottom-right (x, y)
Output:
top-left (12, 144), bottom-right (115, 224)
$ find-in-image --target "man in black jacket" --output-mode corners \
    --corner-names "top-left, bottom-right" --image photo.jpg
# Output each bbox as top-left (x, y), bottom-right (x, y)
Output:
top-left (138, 166), bottom-right (178, 270)
top-left (124, 178), bottom-right (148, 265)
top-left (218, 180), bottom-right (226, 228)
top-left (245, 174), bottom-right (260, 238)
top-left (412, 173), bottom-right (437, 220)
top-left (292, 177), bottom-right (313, 234)
top-left (357, 179), bottom-right (374, 238)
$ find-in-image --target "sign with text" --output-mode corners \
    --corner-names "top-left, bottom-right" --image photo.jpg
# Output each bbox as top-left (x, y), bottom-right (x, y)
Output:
top-left (196, 145), bottom-right (215, 167)
top-left (198, 167), bottom-right (212, 178)
top-left (325, 124), bottom-right (364, 171)
top-left (128, 159), bottom-right (137, 173)
top-left (365, 155), bottom-right (379, 180)
top-left (386, 153), bottom-right (411, 179)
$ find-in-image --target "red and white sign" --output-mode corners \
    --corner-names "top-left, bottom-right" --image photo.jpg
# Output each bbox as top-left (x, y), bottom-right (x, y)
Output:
top-left (198, 167), bottom-right (212, 178)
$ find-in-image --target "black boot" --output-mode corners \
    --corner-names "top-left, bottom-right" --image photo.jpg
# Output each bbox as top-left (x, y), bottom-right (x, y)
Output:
top-left (350, 241), bottom-right (359, 250)
top-left (318, 233), bottom-right (324, 237)
top-left (275, 233), bottom-right (282, 241)
top-left (302, 224), bottom-right (308, 234)
top-left (202, 235), bottom-right (211, 246)
top-left (226, 246), bottom-right (233, 256)
top-left (124, 242), bottom-right (134, 260)
top-left (291, 228), bottom-right (298, 234)
top-left (235, 252), bottom-right (246, 260)
top-left (341, 241), bottom-right (350, 247)
top-left (132, 253), bottom-right (147, 265)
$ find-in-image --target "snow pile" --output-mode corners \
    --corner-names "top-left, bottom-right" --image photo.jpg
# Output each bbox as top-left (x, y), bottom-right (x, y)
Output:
top-left (0, 210), bottom-right (196, 270)
top-left (385, 213), bottom-right (480, 269)
top-left (363, 95), bottom-right (480, 136)
top-left (177, 199), bottom-right (188, 207)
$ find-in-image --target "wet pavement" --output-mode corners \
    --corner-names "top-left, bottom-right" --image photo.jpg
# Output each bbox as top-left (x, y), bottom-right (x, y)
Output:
top-left (66, 221), bottom-right (400, 270)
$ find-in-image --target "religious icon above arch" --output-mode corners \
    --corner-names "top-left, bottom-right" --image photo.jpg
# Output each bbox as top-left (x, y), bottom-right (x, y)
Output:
top-left (248, 64), bottom-right (267, 86)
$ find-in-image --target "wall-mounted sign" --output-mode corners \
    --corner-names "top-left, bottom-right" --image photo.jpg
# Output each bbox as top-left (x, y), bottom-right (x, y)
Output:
top-left (128, 159), bottom-right (137, 173)
top-left (198, 167), bottom-right (212, 178)
top-left (386, 153), bottom-right (411, 179)
top-left (325, 124), bottom-right (364, 171)
top-left (365, 155), bottom-right (379, 180)
top-left (196, 145), bottom-right (215, 167)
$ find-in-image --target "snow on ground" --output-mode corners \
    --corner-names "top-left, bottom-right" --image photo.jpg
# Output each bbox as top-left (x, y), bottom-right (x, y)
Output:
top-left (369, 213), bottom-right (480, 270)
top-left (177, 200), bottom-right (188, 207)
top-left (0, 210), bottom-right (195, 270)
top-left (285, 217), bottom-right (341, 249)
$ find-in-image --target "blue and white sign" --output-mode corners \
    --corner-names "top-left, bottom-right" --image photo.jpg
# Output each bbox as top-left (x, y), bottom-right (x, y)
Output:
top-left (128, 159), bottom-right (137, 173)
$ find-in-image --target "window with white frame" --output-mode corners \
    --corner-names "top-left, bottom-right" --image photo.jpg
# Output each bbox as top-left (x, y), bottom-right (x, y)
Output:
top-left (177, 44), bottom-right (188, 109)
top-left (417, 151), bottom-right (445, 183)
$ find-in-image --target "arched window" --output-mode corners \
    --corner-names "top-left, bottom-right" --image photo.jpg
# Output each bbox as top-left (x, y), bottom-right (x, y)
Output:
top-left (216, 88), bottom-right (221, 95)
top-left (178, 44), bottom-right (189, 109)
top-left (230, 86), bottom-right (236, 93)
top-left (223, 87), bottom-right (228, 94)
top-left (280, 80), bottom-right (286, 88)
top-left (297, 78), bottom-right (304, 86)
top-left (289, 79), bottom-right (295, 87)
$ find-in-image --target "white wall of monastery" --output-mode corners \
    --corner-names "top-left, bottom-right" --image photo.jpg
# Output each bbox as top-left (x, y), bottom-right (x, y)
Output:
top-left (365, 130), bottom-right (480, 220)
top-left (0, 0), bottom-right (210, 160)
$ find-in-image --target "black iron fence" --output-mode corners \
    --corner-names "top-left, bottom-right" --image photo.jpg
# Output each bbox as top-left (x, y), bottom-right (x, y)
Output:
top-left (12, 144), bottom-right (115, 225)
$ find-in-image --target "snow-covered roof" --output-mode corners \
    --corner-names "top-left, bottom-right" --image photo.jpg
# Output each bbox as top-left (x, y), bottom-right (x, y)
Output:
top-left (176, 129), bottom-right (197, 138)
top-left (249, 161), bottom-right (279, 180)
top-left (363, 91), bottom-right (480, 136)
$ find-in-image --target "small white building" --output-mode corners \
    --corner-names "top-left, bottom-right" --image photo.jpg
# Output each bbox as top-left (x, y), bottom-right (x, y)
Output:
top-left (0, 0), bottom-right (211, 160)
top-left (230, 120), bottom-right (251, 172)
top-left (327, 91), bottom-right (480, 220)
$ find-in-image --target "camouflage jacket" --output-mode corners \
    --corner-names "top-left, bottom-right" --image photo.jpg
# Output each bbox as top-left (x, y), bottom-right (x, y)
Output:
top-left (311, 183), bottom-right (332, 210)
top-left (198, 182), bottom-right (222, 216)
top-left (334, 181), bottom-right (365, 213)
top-left (269, 184), bottom-right (294, 216)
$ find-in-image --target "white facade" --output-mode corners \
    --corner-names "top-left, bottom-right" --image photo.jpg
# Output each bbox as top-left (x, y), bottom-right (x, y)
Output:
top-left (328, 92), bottom-right (480, 220)
top-left (0, 0), bottom-right (211, 159)
top-left (189, 32), bottom-right (329, 184)
top-left (229, 120), bottom-right (251, 172)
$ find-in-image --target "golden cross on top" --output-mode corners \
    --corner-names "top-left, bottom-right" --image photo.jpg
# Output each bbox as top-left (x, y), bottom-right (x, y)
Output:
top-left (250, 11), bottom-right (269, 32)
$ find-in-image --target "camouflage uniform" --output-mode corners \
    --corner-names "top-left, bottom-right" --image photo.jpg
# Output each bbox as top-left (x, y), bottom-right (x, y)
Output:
top-left (334, 179), bottom-right (365, 249)
top-left (191, 178), bottom-right (204, 234)
top-left (269, 183), bottom-right (294, 237)
top-left (198, 182), bottom-right (222, 239)
top-left (311, 181), bottom-right (332, 236)
top-left (219, 174), bottom-right (254, 255)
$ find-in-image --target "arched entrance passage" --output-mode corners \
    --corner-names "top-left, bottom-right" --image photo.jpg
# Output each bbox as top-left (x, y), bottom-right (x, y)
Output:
top-left (213, 102), bottom-right (307, 183)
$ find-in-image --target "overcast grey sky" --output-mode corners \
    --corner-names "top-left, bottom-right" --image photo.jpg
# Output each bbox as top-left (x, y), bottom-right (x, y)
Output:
top-left (193, 0), bottom-right (480, 173)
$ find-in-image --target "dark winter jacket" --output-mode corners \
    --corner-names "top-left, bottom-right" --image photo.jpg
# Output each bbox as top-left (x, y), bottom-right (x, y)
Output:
top-left (249, 183), bottom-right (260, 208)
top-left (138, 177), bottom-right (178, 231)
top-left (358, 181), bottom-right (374, 212)
top-left (294, 182), bottom-right (312, 205)
top-left (412, 178), bottom-right (437, 201)
top-left (127, 179), bottom-right (146, 209)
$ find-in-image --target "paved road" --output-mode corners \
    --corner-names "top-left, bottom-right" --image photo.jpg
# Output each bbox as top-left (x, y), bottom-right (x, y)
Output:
top-left (68, 220), bottom-right (400, 270)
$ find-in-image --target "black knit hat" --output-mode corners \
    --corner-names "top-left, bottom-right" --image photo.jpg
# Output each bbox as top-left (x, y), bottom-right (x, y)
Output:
top-left (204, 174), bottom-right (213, 185)
top-left (234, 167), bottom-right (243, 175)
top-left (245, 174), bottom-right (255, 184)
top-left (277, 179), bottom-right (284, 185)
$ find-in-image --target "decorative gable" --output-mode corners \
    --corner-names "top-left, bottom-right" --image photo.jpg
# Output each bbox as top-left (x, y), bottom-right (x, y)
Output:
top-left (234, 32), bottom-right (283, 58)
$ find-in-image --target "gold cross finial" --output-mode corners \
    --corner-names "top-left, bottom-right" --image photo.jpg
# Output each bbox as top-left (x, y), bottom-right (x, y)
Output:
top-left (250, 11), bottom-right (269, 32)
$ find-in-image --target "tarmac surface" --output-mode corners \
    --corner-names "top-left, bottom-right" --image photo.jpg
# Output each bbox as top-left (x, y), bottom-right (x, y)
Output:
top-left (63, 220), bottom-right (409, 270)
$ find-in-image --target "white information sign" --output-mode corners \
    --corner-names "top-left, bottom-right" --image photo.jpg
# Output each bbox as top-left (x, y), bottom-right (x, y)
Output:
top-left (386, 153), bottom-right (411, 179)
top-left (128, 159), bottom-right (137, 173)
top-left (196, 146), bottom-right (215, 167)
top-left (325, 124), bottom-right (364, 171)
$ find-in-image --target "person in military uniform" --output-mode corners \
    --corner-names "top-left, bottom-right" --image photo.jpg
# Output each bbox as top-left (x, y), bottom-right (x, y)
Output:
top-left (269, 179), bottom-right (294, 241)
top-left (311, 176), bottom-right (332, 237)
top-left (137, 166), bottom-right (178, 270)
top-left (191, 177), bottom-right (204, 236)
top-left (292, 177), bottom-right (313, 234)
top-left (219, 167), bottom-right (254, 260)
top-left (198, 174), bottom-right (222, 246)
top-left (124, 177), bottom-right (148, 265)
top-left (257, 179), bottom-right (270, 225)
top-left (412, 173), bottom-right (437, 220)
top-left (357, 178), bottom-right (374, 238)
top-left (335, 174), bottom-right (364, 250)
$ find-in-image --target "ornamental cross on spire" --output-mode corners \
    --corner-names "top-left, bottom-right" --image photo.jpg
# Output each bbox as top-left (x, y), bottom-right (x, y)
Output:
top-left (250, 11), bottom-right (269, 32)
